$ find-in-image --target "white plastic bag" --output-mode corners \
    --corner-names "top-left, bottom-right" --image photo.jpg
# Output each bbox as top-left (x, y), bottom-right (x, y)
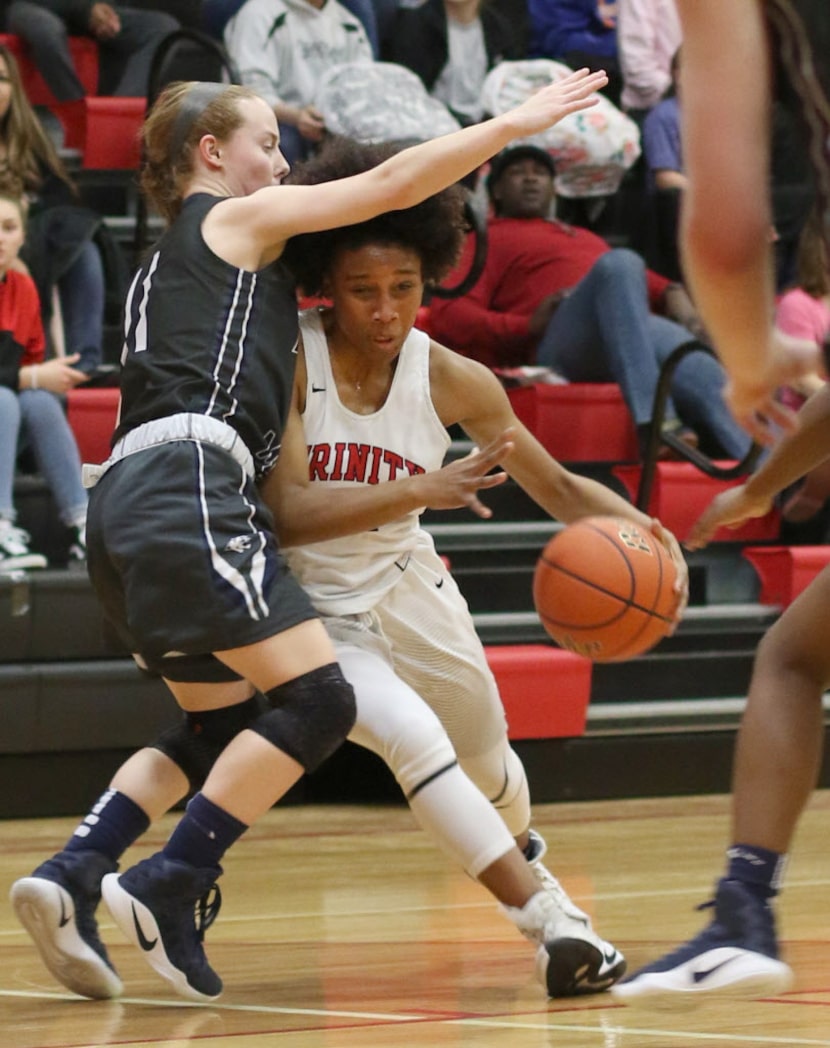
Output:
top-left (315, 61), bottom-right (462, 144)
top-left (481, 59), bottom-right (641, 197)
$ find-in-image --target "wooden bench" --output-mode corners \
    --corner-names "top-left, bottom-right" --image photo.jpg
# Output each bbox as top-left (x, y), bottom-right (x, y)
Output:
top-left (484, 644), bottom-right (592, 739)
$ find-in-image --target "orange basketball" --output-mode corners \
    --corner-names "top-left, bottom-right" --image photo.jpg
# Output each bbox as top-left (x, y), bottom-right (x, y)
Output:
top-left (533, 516), bottom-right (678, 662)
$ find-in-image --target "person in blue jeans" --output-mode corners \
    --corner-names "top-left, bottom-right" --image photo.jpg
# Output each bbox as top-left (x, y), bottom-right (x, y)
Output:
top-left (0, 193), bottom-right (89, 572)
top-left (428, 144), bottom-right (752, 461)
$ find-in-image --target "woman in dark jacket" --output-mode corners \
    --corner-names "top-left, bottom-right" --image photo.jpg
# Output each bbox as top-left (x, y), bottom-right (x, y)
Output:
top-left (382, 0), bottom-right (527, 126)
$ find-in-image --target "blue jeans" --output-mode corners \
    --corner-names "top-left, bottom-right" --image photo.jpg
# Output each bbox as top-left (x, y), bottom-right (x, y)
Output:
top-left (0, 387), bottom-right (87, 527)
top-left (535, 248), bottom-right (751, 459)
top-left (59, 239), bottom-right (104, 373)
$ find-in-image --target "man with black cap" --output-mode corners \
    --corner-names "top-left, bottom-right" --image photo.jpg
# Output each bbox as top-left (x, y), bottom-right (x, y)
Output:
top-left (428, 143), bottom-right (751, 460)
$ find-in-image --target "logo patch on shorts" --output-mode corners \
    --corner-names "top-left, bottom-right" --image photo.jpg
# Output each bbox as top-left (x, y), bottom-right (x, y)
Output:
top-left (225, 535), bottom-right (253, 554)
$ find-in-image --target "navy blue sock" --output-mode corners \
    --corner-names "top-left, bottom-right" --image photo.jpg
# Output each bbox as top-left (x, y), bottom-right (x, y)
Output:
top-left (726, 843), bottom-right (787, 900)
top-left (162, 793), bottom-right (247, 870)
top-left (64, 789), bottom-right (150, 863)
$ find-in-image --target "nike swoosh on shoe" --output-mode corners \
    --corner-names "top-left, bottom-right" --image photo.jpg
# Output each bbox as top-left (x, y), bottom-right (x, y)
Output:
top-left (131, 904), bottom-right (159, 951)
top-left (692, 956), bottom-right (740, 983)
top-left (58, 891), bottom-right (72, 928)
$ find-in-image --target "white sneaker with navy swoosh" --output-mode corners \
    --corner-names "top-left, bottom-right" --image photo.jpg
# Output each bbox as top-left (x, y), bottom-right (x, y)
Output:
top-left (101, 854), bottom-right (223, 1002)
top-left (505, 829), bottom-right (626, 997)
top-left (611, 878), bottom-right (794, 1008)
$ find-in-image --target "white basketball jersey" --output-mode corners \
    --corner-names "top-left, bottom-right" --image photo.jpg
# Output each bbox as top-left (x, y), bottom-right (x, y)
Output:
top-left (284, 310), bottom-right (451, 615)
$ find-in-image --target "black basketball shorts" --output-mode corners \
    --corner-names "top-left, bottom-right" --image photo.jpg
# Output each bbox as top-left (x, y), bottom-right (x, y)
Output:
top-left (86, 439), bottom-right (317, 682)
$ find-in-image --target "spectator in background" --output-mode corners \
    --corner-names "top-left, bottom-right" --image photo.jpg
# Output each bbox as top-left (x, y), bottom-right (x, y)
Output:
top-left (640, 46), bottom-right (683, 279)
top-left (2, 1), bottom-right (179, 101)
top-left (774, 212), bottom-right (830, 522)
top-left (382, 0), bottom-right (525, 127)
top-left (0, 193), bottom-right (88, 573)
top-left (641, 47), bottom-right (683, 192)
top-left (224, 0), bottom-right (374, 165)
top-left (616, 0), bottom-right (680, 124)
top-left (428, 144), bottom-right (752, 461)
top-left (527, 0), bottom-right (621, 105)
top-left (203, 0), bottom-right (382, 56)
top-left (0, 41), bottom-right (106, 376)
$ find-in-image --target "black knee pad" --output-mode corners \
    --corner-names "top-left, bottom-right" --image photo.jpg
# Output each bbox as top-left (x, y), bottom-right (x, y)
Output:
top-left (152, 694), bottom-right (265, 792)
top-left (251, 662), bottom-right (356, 773)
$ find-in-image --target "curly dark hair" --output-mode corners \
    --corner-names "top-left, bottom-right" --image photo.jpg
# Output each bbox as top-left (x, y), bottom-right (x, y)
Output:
top-left (282, 137), bottom-right (468, 296)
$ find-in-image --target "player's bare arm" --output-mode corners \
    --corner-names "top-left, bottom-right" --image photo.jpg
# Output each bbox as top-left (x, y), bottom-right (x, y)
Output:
top-left (430, 342), bottom-right (687, 602)
top-left (263, 351), bottom-right (515, 546)
top-left (688, 383), bottom-right (830, 550)
top-left (222, 68), bottom-right (608, 254)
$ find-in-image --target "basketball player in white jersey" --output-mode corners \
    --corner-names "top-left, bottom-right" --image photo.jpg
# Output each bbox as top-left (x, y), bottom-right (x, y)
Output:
top-left (267, 137), bottom-right (687, 996)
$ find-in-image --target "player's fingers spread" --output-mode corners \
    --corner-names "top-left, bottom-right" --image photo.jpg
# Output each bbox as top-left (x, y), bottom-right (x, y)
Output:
top-left (467, 495), bottom-right (493, 519)
top-left (477, 470), bottom-right (508, 489)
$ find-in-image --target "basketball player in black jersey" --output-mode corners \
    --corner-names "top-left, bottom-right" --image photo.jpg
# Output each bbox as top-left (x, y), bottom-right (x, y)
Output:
top-left (8, 72), bottom-right (608, 1002)
top-left (613, 0), bottom-right (830, 1008)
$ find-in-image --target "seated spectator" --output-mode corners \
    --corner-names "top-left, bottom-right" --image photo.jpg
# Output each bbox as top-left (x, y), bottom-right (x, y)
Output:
top-left (224, 0), bottom-right (374, 165)
top-left (2, 2), bottom-right (179, 103)
top-left (0, 41), bottom-right (107, 377)
top-left (0, 193), bottom-right (89, 573)
top-left (774, 212), bottom-right (830, 523)
top-left (428, 144), bottom-right (752, 461)
top-left (0, 42), bottom-right (110, 371)
top-left (616, 0), bottom-right (681, 124)
top-left (642, 49), bottom-right (683, 188)
top-left (527, 0), bottom-right (621, 105)
top-left (640, 46), bottom-right (683, 277)
top-left (204, 0), bottom-right (381, 56)
top-left (382, 0), bottom-right (525, 127)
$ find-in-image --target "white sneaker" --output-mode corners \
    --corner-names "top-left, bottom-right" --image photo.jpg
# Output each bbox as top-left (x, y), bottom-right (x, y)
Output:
top-left (611, 878), bottom-right (794, 1009)
top-left (505, 829), bottom-right (627, 996)
top-left (0, 519), bottom-right (47, 572)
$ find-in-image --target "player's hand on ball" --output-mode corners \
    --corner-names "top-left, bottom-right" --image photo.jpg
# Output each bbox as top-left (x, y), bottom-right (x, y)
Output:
top-left (416, 429), bottom-right (515, 518)
top-left (649, 518), bottom-right (688, 631)
top-left (685, 485), bottom-right (773, 551)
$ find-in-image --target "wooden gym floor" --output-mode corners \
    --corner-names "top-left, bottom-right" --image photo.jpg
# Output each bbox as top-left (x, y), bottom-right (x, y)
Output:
top-left (1, 792), bottom-right (829, 1047)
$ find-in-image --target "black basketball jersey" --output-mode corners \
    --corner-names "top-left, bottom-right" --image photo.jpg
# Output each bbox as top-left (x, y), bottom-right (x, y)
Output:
top-left (115, 193), bottom-right (298, 478)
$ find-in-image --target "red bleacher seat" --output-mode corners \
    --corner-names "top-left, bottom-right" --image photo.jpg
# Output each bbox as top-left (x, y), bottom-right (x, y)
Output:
top-left (484, 644), bottom-right (591, 739)
top-left (67, 388), bottom-right (119, 465)
top-left (613, 462), bottom-right (781, 543)
top-left (742, 546), bottom-right (830, 607)
top-left (81, 96), bottom-right (145, 170)
top-left (508, 383), bottom-right (639, 462)
top-left (0, 33), bottom-right (98, 101)
top-left (0, 34), bottom-right (98, 150)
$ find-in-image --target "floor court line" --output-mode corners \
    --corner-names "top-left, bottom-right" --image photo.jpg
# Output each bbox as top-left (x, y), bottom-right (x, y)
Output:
top-left (4, 987), bottom-right (830, 1046)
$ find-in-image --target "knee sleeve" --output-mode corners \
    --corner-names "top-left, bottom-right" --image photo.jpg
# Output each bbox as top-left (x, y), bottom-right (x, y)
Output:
top-left (251, 662), bottom-right (356, 773)
top-left (460, 737), bottom-right (531, 838)
top-left (152, 694), bottom-right (264, 792)
top-left (383, 714), bottom-right (459, 801)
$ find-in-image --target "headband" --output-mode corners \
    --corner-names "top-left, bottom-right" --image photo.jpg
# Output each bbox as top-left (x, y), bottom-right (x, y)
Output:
top-left (170, 82), bottom-right (230, 163)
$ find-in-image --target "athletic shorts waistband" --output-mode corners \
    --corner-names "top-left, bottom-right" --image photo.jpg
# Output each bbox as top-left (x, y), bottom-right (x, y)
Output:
top-left (82, 413), bottom-right (255, 488)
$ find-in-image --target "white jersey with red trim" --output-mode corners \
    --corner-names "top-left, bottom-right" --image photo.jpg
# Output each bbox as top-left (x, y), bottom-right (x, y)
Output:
top-left (284, 308), bottom-right (450, 616)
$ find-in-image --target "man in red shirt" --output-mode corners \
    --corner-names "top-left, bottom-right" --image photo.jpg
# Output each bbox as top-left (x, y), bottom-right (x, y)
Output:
top-left (428, 144), bottom-right (751, 459)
